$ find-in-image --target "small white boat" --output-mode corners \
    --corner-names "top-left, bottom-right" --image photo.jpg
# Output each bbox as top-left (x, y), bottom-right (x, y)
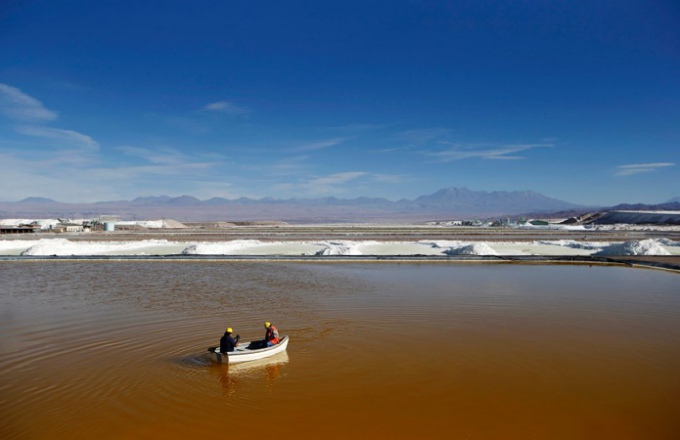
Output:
top-left (208, 335), bottom-right (289, 364)
top-left (228, 351), bottom-right (289, 373)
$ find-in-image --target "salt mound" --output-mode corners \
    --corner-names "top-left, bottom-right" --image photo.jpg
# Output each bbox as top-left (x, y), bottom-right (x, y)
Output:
top-left (444, 243), bottom-right (498, 256)
top-left (593, 239), bottom-right (671, 256)
top-left (21, 238), bottom-right (72, 255)
top-left (0, 240), bottom-right (41, 252)
top-left (158, 219), bottom-right (187, 229)
top-left (427, 240), bottom-right (464, 249)
top-left (315, 242), bottom-right (362, 256)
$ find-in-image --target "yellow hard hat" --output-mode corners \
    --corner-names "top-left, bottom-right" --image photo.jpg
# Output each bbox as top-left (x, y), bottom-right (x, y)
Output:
top-left (264, 321), bottom-right (271, 328)
top-left (226, 327), bottom-right (233, 333)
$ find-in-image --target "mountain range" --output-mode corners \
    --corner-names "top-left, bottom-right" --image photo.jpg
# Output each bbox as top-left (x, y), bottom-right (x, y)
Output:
top-left (0, 188), bottom-right (676, 223)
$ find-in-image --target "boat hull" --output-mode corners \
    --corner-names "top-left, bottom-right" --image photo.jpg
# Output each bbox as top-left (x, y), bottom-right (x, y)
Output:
top-left (208, 335), bottom-right (289, 364)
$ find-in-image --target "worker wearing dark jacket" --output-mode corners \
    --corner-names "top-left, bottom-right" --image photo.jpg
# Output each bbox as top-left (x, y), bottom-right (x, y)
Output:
top-left (220, 327), bottom-right (240, 352)
top-left (264, 321), bottom-right (280, 346)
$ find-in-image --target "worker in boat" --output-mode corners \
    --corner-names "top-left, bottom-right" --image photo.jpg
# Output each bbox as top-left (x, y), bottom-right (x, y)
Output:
top-left (220, 327), bottom-right (240, 353)
top-left (264, 321), bottom-right (280, 346)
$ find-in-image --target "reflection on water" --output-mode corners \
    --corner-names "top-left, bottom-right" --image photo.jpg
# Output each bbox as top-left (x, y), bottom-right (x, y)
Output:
top-left (1, 262), bottom-right (680, 439)
top-left (209, 352), bottom-right (289, 396)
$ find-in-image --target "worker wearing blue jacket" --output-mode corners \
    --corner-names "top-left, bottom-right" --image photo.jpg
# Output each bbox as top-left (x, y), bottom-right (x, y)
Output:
top-left (220, 327), bottom-right (240, 352)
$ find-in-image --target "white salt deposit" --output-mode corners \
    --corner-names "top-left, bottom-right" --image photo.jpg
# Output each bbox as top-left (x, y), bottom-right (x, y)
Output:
top-left (593, 239), bottom-right (672, 256)
top-left (0, 237), bottom-right (677, 257)
top-left (444, 243), bottom-right (498, 256)
top-left (314, 241), bottom-right (364, 256)
top-left (0, 219), bottom-right (61, 229)
top-left (427, 240), bottom-right (466, 249)
top-left (116, 219), bottom-right (187, 229)
top-left (2, 215), bottom-right (678, 257)
top-left (0, 240), bottom-right (42, 253)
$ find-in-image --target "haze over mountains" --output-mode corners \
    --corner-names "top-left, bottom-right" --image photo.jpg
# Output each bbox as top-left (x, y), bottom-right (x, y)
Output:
top-left (1, 187), bottom-right (677, 223)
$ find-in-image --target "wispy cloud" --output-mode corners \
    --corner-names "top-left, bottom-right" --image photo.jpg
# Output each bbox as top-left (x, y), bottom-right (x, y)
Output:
top-left (117, 145), bottom-right (206, 165)
top-left (273, 171), bottom-right (369, 196)
top-left (615, 162), bottom-right (675, 176)
top-left (115, 145), bottom-right (228, 177)
top-left (0, 84), bottom-right (238, 201)
top-left (309, 171), bottom-right (368, 185)
top-left (0, 83), bottom-right (58, 122)
top-left (15, 125), bottom-right (99, 150)
top-left (0, 83), bottom-right (99, 156)
top-left (395, 128), bottom-right (452, 145)
top-left (265, 155), bottom-right (312, 175)
top-left (429, 143), bottom-right (552, 161)
top-left (289, 138), bottom-right (345, 153)
top-left (202, 100), bottom-right (250, 114)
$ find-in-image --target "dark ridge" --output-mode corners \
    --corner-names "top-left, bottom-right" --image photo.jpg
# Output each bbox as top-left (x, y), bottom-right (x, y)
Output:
top-left (17, 197), bottom-right (58, 204)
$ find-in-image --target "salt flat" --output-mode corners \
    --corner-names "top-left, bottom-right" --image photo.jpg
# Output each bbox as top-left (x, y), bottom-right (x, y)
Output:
top-left (1, 223), bottom-right (679, 259)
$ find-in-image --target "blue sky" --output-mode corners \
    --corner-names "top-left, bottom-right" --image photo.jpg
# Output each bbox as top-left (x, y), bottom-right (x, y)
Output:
top-left (0, 0), bottom-right (678, 205)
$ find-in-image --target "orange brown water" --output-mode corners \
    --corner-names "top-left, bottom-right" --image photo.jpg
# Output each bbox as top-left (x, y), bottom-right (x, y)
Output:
top-left (1, 262), bottom-right (680, 439)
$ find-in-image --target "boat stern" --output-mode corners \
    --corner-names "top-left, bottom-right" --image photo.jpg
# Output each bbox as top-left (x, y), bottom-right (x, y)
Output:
top-left (207, 347), bottom-right (229, 364)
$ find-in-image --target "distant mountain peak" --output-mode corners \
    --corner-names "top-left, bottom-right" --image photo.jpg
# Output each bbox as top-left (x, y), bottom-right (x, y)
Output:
top-left (412, 187), bottom-right (577, 214)
top-left (131, 195), bottom-right (172, 205)
top-left (131, 195), bottom-right (200, 206)
top-left (169, 195), bottom-right (201, 205)
top-left (18, 197), bottom-right (57, 204)
top-left (437, 187), bottom-right (472, 194)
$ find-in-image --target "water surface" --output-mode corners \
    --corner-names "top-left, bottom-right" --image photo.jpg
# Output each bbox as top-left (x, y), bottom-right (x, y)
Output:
top-left (1, 262), bottom-right (679, 439)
